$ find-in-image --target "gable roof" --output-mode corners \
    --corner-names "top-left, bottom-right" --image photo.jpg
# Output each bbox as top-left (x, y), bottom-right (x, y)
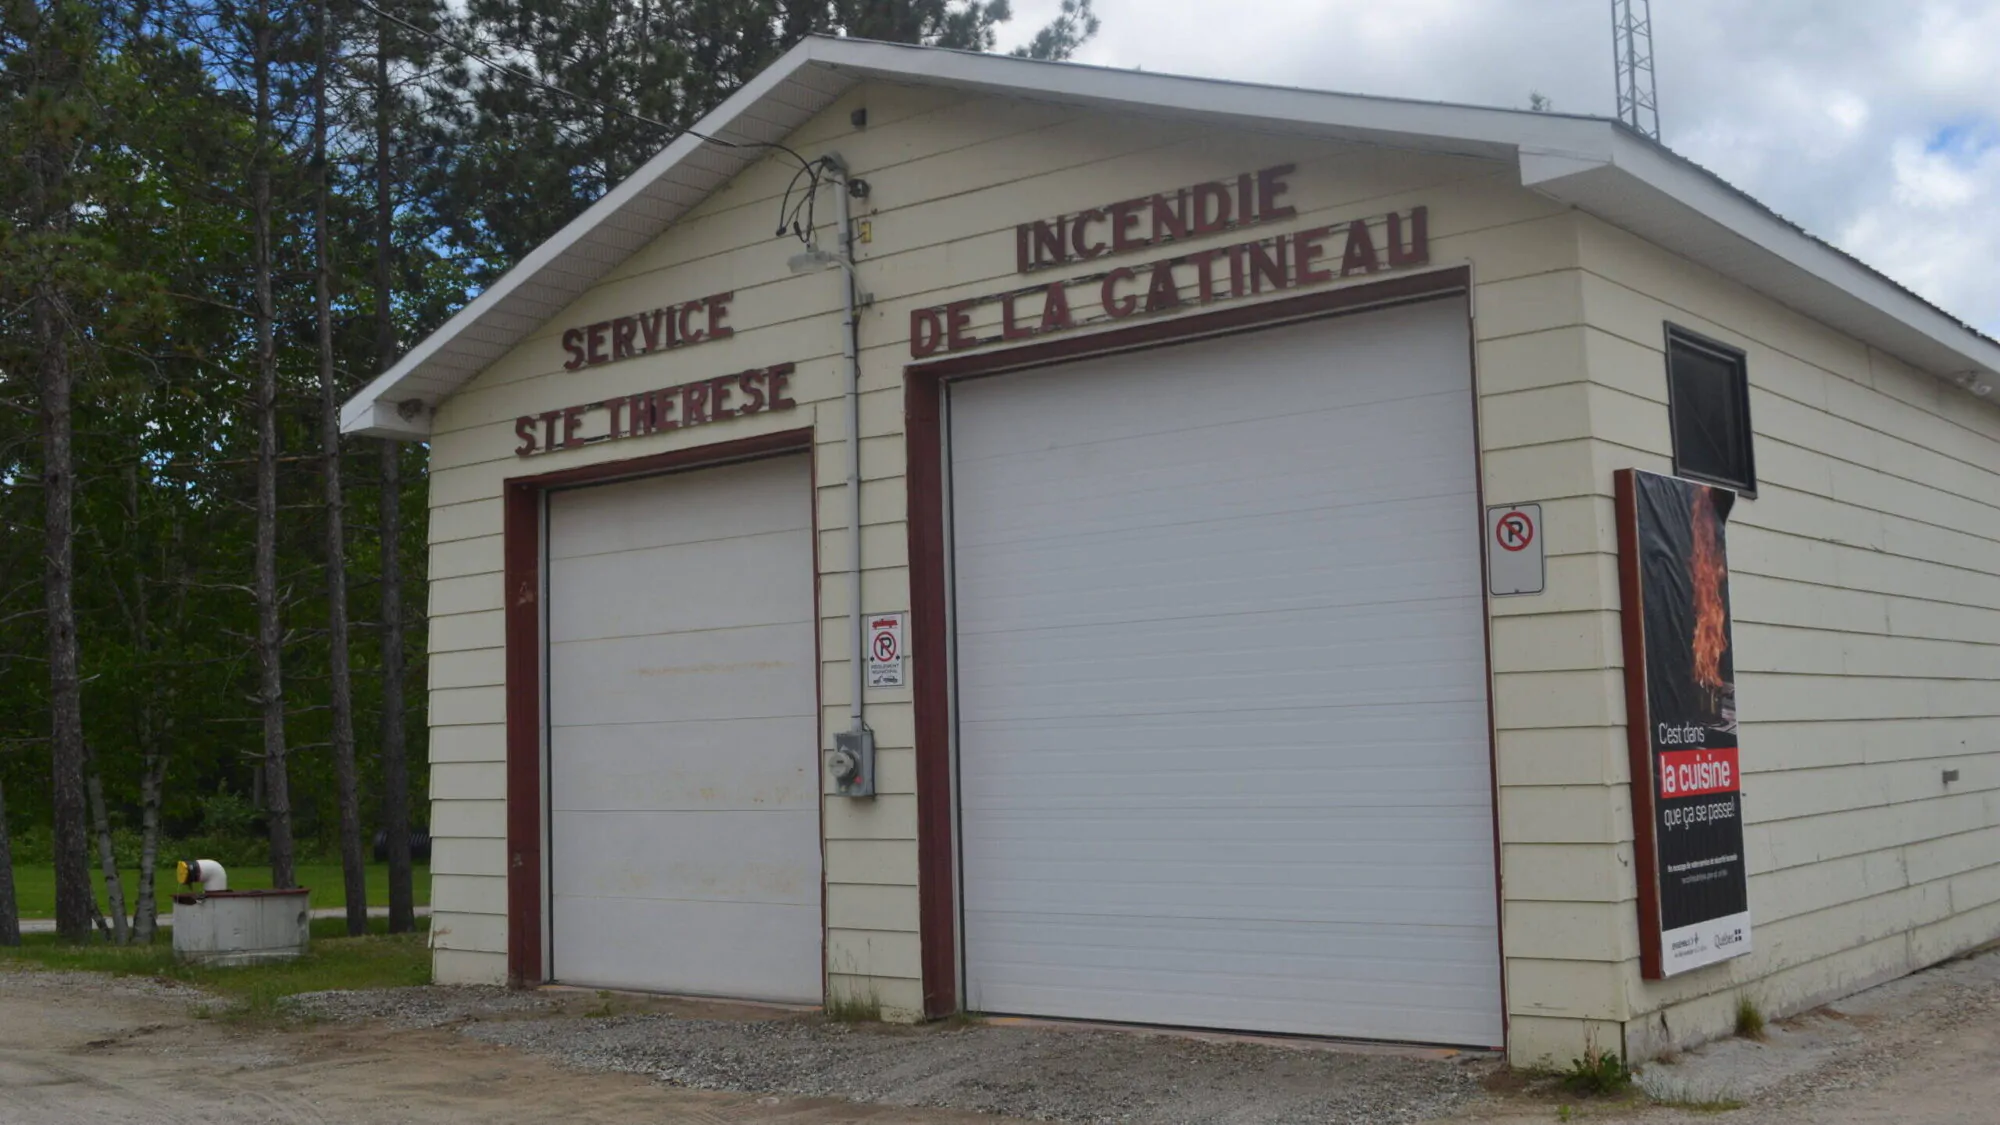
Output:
top-left (341, 35), bottom-right (2000, 439)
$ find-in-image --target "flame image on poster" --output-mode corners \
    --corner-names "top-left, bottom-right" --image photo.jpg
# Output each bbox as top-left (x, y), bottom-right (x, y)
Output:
top-left (1616, 469), bottom-right (1752, 978)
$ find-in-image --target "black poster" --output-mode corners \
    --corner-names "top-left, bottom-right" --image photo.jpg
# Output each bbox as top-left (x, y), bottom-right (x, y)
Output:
top-left (1617, 469), bottom-right (1752, 978)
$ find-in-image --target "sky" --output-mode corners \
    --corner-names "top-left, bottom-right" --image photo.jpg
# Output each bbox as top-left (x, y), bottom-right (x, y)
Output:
top-left (994, 0), bottom-right (2000, 338)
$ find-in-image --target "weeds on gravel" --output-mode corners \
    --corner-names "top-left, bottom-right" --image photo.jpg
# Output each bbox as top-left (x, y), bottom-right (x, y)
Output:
top-left (823, 984), bottom-right (883, 1022)
top-left (1638, 1068), bottom-right (1744, 1113)
top-left (1560, 1042), bottom-right (1632, 1096)
top-left (0, 918), bottom-right (430, 1021)
top-left (1735, 995), bottom-right (1767, 1040)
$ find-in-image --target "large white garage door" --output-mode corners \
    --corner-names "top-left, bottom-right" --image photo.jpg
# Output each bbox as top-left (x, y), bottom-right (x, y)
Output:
top-left (951, 299), bottom-right (1502, 1046)
top-left (546, 455), bottom-right (821, 1002)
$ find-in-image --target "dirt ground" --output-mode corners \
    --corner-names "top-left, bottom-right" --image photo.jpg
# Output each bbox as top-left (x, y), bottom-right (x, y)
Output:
top-left (4, 945), bottom-right (1998, 1125)
top-left (0, 971), bottom-right (1013, 1125)
top-left (1441, 943), bottom-right (2000, 1125)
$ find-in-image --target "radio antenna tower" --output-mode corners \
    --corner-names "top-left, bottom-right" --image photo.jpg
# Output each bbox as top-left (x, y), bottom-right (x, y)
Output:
top-left (1612, 0), bottom-right (1661, 140)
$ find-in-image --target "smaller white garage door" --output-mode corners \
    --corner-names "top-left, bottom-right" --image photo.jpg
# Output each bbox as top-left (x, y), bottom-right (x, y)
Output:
top-left (952, 299), bottom-right (1503, 1046)
top-left (545, 455), bottom-right (821, 1002)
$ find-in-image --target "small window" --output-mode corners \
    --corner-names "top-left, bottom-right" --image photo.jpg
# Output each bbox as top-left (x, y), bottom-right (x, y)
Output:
top-left (1665, 326), bottom-right (1755, 494)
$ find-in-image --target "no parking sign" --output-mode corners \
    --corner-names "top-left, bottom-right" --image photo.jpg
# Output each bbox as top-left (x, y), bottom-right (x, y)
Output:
top-left (1485, 503), bottom-right (1544, 596)
top-left (867, 613), bottom-right (906, 688)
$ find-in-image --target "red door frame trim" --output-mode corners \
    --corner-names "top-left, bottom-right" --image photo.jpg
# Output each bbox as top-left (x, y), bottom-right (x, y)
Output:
top-left (903, 267), bottom-right (1494, 1021)
top-left (503, 427), bottom-right (817, 987)
top-left (1462, 288), bottom-right (1511, 1050)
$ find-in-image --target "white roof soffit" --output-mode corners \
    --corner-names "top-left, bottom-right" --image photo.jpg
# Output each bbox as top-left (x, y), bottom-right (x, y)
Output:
top-left (342, 36), bottom-right (2000, 439)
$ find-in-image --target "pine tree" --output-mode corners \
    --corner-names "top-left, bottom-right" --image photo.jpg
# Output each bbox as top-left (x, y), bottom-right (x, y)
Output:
top-left (2, 0), bottom-right (106, 944)
top-left (442, 0), bottom-right (1099, 281)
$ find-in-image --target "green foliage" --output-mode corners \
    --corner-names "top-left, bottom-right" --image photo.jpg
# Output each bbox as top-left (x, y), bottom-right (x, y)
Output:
top-left (1561, 1044), bottom-right (1632, 1097)
top-left (824, 985), bottom-right (885, 1022)
top-left (0, 921), bottom-right (431, 1020)
top-left (11, 862), bottom-right (434, 920)
top-left (446, 0), bottom-right (1102, 277)
top-left (0, 0), bottom-right (1103, 911)
top-left (1735, 995), bottom-right (1766, 1040)
top-left (195, 791), bottom-right (263, 840)
top-left (8, 827), bottom-right (55, 866)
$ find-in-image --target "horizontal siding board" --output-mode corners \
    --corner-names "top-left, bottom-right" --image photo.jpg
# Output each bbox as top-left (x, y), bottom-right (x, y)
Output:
top-left (1501, 842), bottom-right (1633, 903)
top-left (430, 835), bottom-right (507, 878)
top-left (431, 798), bottom-right (506, 840)
top-left (430, 910), bottom-right (509, 955)
top-left (429, 724), bottom-right (504, 764)
top-left (434, 948), bottom-right (507, 985)
top-left (1495, 726), bottom-right (1629, 788)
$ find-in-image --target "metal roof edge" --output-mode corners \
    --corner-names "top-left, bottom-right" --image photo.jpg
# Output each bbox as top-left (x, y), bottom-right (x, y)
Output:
top-left (808, 35), bottom-right (1612, 158)
top-left (1604, 133), bottom-right (2000, 380)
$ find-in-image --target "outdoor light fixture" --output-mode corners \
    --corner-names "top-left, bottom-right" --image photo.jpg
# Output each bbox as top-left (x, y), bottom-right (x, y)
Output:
top-left (788, 246), bottom-right (850, 275)
top-left (788, 245), bottom-right (871, 306)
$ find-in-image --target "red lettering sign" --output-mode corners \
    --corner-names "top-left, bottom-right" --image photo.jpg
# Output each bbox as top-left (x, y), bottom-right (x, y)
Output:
top-left (1015, 164), bottom-right (1298, 272)
top-left (511, 363), bottom-right (798, 458)
top-left (558, 291), bottom-right (734, 371)
top-left (909, 206), bottom-right (1432, 358)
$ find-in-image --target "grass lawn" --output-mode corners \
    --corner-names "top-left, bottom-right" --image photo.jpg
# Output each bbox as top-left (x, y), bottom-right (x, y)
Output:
top-left (0, 916), bottom-right (432, 1018)
top-left (10, 862), bottom-right (431, 920)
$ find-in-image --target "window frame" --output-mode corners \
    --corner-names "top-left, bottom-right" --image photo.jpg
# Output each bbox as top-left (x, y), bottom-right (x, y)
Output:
top-left (1662, 323), bottom-right (1757, 497)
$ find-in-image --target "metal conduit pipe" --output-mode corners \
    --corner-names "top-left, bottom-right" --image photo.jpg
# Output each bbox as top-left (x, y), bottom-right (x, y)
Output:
top-left (831, 159), bottom-right (865, 737)
top-left (821, 155), bottom-right (878, 796)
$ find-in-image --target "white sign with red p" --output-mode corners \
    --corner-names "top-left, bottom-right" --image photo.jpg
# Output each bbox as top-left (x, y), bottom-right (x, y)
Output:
top-left (866, 613), bottom-right (906, 688)
top-left (1485, 503), bottom-right (1544, 596)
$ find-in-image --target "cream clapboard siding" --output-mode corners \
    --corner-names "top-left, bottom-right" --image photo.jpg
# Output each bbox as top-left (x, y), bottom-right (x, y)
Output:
top-left (1476, 244), bottom-right (1643, 1062)
top-left (1566, 216), bottom-right (2000, 1059)
top-left (424, 78), bottom-right (1619, 1036)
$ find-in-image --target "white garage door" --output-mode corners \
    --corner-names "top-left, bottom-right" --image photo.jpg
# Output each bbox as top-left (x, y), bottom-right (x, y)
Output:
top-left (545, 455), bottom-right (821, 1002)
top-left (951, 299), bottom-right (1502, 1046)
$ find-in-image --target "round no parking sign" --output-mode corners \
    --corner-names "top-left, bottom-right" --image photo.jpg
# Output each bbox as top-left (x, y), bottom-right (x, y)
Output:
top-left (1485, 503), bottom-right (1544, 596)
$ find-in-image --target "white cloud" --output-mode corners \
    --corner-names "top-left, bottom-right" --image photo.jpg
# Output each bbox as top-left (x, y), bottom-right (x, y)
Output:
top-left (1890, 138), bottom-right (1981, 209)
top-left (999, 0), bottom-right (2000, 336)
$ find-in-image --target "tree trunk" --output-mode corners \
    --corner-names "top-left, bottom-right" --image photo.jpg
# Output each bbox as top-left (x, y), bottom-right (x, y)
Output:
top-left (37, 284), bottom-right (93, 945)
top-left (130, 466), bottom-right (164, 944)
top-left (375, 25), bottom-right (415, 935)
top-left (133, 742), bottom-right (167, 943)
top-left (0, 779), bottom-right (20, 946)
top-left (86, 761), bottom-right (129, 945)
top-left (251, 12), bottom-right (295, 889)
top-left (22, 0), bottom-right (93, 950)
top-left (317, 0), bottom-right (367, 936)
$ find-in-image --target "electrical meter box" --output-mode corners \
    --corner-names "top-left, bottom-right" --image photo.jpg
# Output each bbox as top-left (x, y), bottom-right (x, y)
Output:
top-left (829, 728), bottom-right (876, 797)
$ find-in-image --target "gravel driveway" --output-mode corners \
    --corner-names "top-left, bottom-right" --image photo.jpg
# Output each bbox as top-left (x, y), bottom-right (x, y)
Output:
top-left (8, 942), bottom-right (2000, 1124)
top-left (289, 988), bottom-right (1493, 1125)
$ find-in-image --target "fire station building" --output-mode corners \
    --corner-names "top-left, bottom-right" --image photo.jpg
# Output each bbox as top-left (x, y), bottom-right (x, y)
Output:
top-left (342, 37), bottom-right (2000, 1064)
